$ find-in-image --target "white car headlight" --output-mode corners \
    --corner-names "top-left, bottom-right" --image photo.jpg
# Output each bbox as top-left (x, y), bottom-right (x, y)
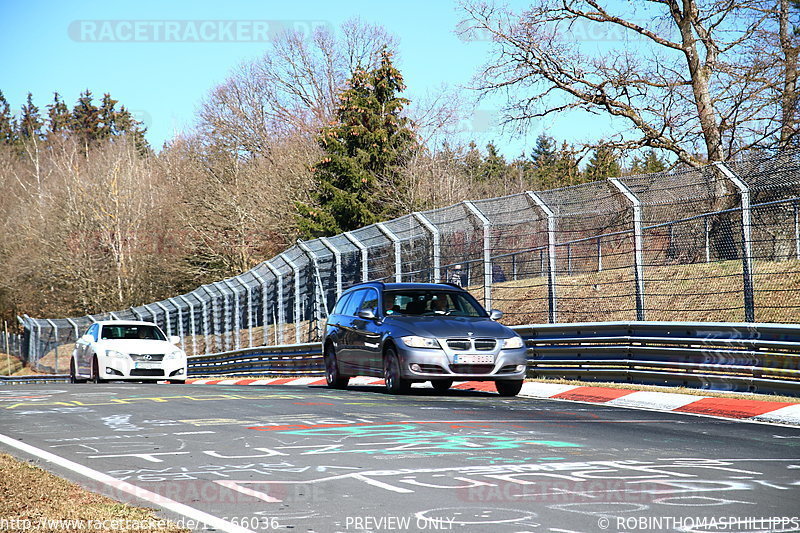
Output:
top-left (502, 336), bottom-right (525, 349)
top-left (164, 349), bottom-right (184, 361)
top-left (401, 336), bottom-right (441, 349)
top-left (106, 349), bottom-right (127, 359)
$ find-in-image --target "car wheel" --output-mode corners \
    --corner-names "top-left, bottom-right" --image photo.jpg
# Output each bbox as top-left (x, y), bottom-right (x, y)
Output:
top-left (170, 380), bottom-right (185, 385)
top-left (431, 379), bottom-right (453, 393)
top-left (495, 379), bottom-right (523, 397)
top-left (69, 359), bottom-right (85, 384)
top-left (90, 356), bottom-right (106, 384)
top-left (383, 347), bottom-right (410, 394)
top-left (324, 344), bottom-right (349, 389)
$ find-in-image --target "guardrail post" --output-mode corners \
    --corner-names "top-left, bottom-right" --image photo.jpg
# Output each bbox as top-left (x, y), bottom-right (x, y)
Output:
top-left (344, 231), bottom-right (369, 282)
top-left (266, 261), bottom-right (285, 345)
top-left (526, 192), bottom-right (558, 323)
top-left (715, 162), bottom-right (755, 322)
top-left (154, 302), bottom-right (171, 335)
top-left (45, 319), bottom-right (58, 373)
top-left (176, 295), bottom-right (197, 355)
top-left (222, 280), bottom-right (242, 350)
top-left (463, 201), bottom-right (493, 310)
top-left (609, 178), bottom-right (646, 321)
top-left (280, 253), bottom-right (302, 345)
top-left (376, 222), bottom-right (402, 283)
top-left (251, 269), bottom-right (270, 347)
top-left (413, 212), bottom-right (441, 283)
top-left (320, 237), bottom-right (343, 299)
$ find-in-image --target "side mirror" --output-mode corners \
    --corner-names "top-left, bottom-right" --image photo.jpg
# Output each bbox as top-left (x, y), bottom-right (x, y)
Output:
top-left (357, 309), bottom-right (376, 320)
top-left (169, 335), bottom-right (181, 345)
top-left (80, 334), bottom-right (94, 343)
top-left (489, 309), bottom-right (503, 321)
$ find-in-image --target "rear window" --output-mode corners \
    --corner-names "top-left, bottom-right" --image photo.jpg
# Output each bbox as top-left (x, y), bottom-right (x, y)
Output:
top-left (383, 290), bottom-right (487, 317)
top-left (101, 325), bottom-right (166, 341)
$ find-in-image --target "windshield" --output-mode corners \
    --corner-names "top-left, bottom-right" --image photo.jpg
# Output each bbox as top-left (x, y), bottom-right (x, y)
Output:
top-left (383, 290), bottom-right (487, 317)
top-left (100, 324), bottom-right (166, 341)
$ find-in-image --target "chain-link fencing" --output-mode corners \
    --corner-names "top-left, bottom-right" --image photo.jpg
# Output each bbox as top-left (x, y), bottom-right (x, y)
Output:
top-left (18, 150), bottom-right (800, 372)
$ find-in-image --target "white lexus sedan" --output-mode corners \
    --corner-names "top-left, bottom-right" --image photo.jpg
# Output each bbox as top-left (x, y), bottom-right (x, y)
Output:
top-left (70, 320), bottom-right (187, 384)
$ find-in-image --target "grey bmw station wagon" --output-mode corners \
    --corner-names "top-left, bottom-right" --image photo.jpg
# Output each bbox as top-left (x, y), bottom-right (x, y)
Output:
top-left (322, 282), bottom-right (528, 395)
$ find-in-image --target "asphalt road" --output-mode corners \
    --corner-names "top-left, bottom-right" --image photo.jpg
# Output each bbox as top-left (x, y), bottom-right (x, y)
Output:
top-left (1, 383), bottom-right (799, 533)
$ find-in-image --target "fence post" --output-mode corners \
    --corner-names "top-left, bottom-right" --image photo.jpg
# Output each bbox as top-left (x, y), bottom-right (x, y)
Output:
top-left (526, 191), bottom-right (557, 323)
top-left (142, 304), bottom-right (158, 329)
top-left (266, 261), bottom-right (285, 345)
top-left (376, 222), bottom-right (402, 283)
top-left (320, 237), bottom-right (343, 299)
top-left (221, 280), bottom-right (242, 350)
top-left (66, 318), bottom-right (80, 350)
top-left (241, 278), bottom-right (254, 348)
top-left (251, 269), bottom-right (270, 347)
top-left (413, 212), bottom-right (441, 283)
top-left (715, 162), bottom-right (755, 322)
top-left (199, 286), bottom-right (216, 352)
top-left (46, 319), bottom-right (58, 374)
top-left (154, 302), bottom-right (171, 336)
top-left (344, 231), bottom-right (369, 283)
top-left (297, 240), bottom-right (329, 340)
top-left (463, 201), bottom-right (493, 310)
top-left (280, 253), bottom-right (302, 345)
top-left (168, 298), bottom-right (184, 344)
top-left (704, 217), bottom-right (711, 262)
top-left (794, 201), bottom-right (799, 260)
top-left (609, 178), bottom-right (646, 321)
top-left (597, 237), bottom-right (603, 272)
top-left (176, 295), bottom-right (197, 356)
top-left (130, 307), bottom-right (142, 321)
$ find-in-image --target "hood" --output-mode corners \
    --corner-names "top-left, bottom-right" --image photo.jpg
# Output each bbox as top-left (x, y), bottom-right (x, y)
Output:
top-left (384, 316), bottom-right (514, 339)
top-left (97, 339), bottom-right (180, 354)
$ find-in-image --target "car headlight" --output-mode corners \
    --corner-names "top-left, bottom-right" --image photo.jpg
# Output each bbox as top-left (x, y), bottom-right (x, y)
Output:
top-left (106, 349), bottom-right (127, 359)
top-left (502, 336), bottom-right (525, 349)
top-left (400, 336), bottom-right (441, 349)
top-left (164, 349), bottom-right (184, 361)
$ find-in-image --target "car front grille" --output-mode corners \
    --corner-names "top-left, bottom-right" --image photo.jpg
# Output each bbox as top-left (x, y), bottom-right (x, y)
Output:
top-left (130, 369), bottom-right (164, 377)
top-left (130, 354), bottom-right (165, 362)
top-left (445, 339), bottom-right (497, 351)
top-left (449, 364), bottom-right (495, 375)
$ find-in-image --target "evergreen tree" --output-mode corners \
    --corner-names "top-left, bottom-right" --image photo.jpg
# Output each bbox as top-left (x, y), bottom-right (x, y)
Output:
top-left (114, 104), bottom-right (150, 154)
top-left (297, 49), bottom-right (417, 238)
top-left (98, 93), bottom-right (119, 138)
top-left (480, 142), bottom-right (507, 181)
top-left (71, 90), bottom-right (101, 147)
top-left (554, 141), bottom-right (581, 186)
top-left (18, 93), bottom-right (43, 140)
top-left (584, 142), bottom-right (621, 181)
top-left (0, 90), bottom-right (15, 144)
top-left (46, 92), bottom-right (71, 136)
top-left (463, 141), bottom-right (483, 181)
top-left (528, 134), bottom-right (558, 188)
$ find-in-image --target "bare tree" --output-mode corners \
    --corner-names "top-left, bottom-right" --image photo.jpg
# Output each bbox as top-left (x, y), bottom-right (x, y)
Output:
top-left (460, 0), bottom-right (798, 166)
top-left (198, 18), bottom-right (397, 157)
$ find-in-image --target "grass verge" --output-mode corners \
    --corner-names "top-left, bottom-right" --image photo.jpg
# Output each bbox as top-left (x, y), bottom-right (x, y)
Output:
top-left (0, 453), bottom-right (189, 533)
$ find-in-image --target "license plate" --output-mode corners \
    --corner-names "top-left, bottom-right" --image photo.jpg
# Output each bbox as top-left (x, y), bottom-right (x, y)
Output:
top-left (135, 362), bottom-right (160, 369)
top-left (453, 354), bottom-right (494, 365)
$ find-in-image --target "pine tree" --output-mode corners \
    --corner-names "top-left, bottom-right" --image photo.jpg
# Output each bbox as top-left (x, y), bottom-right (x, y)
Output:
top-left (98, 93), bottom-right (119, 138)
top-left (480, 142), bottom-right (507, 181)
top-left (584, 142), bottom-right (621, 181)
top-left (71, 90), bottom-right (101, 148)
top-left (630, 149), bottom-right (667, 174)
top-left (114, 105), bottom-right (150, 154)
top-left (554, 141), bottom-right (581, 186)
top-left (18, 93), bottom-right (43, 140)
top-left (46, 92), bottom-right (71, 136)
top-left (528, 134), bottom-right (558, 188)
top-left (0, 90), bottom-right (15, 144)
top-left (297, 49), bottom-right (417, 238)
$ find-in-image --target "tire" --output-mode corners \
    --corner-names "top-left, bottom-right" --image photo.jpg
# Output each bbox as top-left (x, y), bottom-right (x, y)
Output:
top-left (324, 344), bottom-right (349, 389)
top-left (383, 346), bottom-right (410, 394)
top-left (170, 380), bottom-right (186, 385)
top-left (495, 379), bottom-right (523, 397)
top-left (431, 379), bottom-right (453, 393)
top-left (90, 356), bottom-right (106, 384)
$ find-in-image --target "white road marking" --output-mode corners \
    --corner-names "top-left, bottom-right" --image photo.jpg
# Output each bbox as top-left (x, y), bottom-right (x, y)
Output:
top-left (0, 432), bottom-right (254, 533)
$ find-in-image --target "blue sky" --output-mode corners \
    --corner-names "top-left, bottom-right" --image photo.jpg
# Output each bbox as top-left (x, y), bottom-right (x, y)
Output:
top-left (1, 0), bottom-right (621, 158)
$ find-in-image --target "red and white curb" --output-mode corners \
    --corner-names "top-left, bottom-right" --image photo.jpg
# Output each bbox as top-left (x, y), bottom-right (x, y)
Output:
top-left (186, 377), bottom-right (800, 427)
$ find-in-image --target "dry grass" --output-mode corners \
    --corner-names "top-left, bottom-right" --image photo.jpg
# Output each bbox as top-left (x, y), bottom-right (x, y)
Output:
top-left (0, 453), bottom-right (188, 532)
top-left (1, 353), bottom-right (23, 376)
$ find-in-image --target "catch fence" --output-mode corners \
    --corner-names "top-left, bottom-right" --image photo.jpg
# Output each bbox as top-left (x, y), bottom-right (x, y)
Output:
top-left (18, 150), bottom-right (800, 373)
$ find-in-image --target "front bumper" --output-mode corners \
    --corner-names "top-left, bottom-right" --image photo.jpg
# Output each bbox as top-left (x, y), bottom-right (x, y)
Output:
top-left (396, 344), bottom-right (528, 381)
top-left (101, 355), bottom-right (187, 381)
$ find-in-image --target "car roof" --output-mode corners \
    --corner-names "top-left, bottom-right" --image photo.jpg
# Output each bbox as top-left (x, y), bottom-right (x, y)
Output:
top-left (95, 320), bottom-right (159, 326)
top-left (344, 282), bottom-right (465, 292)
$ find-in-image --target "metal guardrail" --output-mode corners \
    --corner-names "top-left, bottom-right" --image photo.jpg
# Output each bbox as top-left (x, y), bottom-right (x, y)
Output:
top-left (0, 375), bottom-right (70, 384)
top-left (186, 322), bottom-right (800, 396)
top-left (516, 321), bottom-right (800, 396)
